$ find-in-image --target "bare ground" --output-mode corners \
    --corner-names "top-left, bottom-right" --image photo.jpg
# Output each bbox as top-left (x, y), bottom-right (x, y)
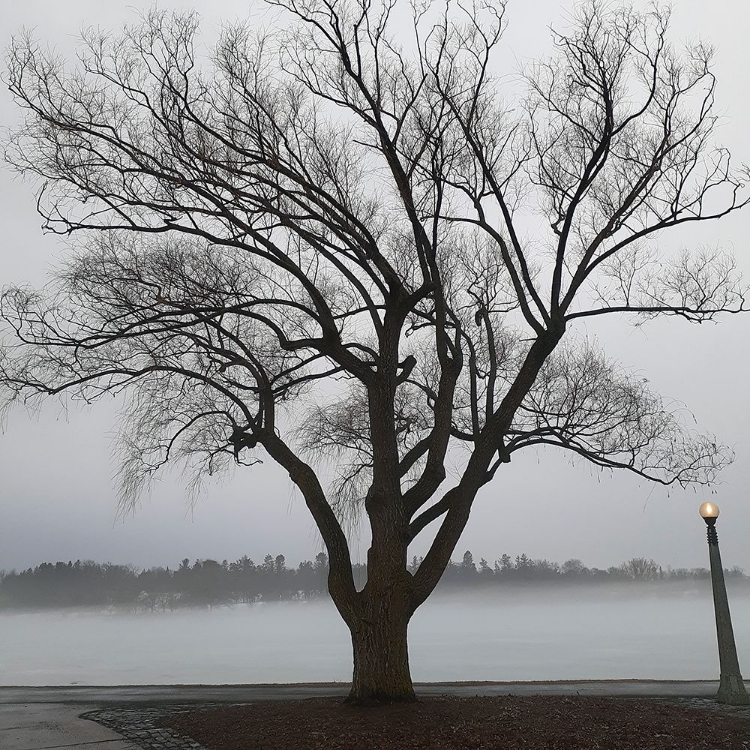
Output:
top-left (158, 695), bottom-right (750, 749)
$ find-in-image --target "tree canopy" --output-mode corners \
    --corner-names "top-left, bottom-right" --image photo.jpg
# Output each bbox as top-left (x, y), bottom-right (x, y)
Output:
top-left (1, 0), bottom-right (747, 700)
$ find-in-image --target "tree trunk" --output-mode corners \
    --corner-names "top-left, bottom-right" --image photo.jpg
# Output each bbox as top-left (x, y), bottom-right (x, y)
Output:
top-left (347, 589), bottom-right (415, 703)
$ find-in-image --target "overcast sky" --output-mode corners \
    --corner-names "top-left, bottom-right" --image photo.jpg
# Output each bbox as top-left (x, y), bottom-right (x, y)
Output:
top-left (0, 0), bottom-right (749, 574)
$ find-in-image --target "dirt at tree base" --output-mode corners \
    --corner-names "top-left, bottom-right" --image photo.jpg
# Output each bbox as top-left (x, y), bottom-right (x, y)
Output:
top-left (157, 695), bottom-right (750, 749)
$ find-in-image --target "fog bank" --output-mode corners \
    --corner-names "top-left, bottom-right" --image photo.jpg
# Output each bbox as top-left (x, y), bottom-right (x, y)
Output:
top-left (2, 589), bottom-right (747, 686)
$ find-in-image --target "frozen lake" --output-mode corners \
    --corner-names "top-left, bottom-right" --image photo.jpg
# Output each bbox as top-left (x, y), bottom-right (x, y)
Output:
top-left (3, 589), bottom-right (749, 685)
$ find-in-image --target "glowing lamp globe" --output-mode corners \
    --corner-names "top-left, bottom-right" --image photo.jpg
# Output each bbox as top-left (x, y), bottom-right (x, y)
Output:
top-left (699, 501), bottom-right (720, 522)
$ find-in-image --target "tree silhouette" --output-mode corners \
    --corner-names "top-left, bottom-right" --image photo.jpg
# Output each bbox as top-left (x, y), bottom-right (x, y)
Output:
top-left (0, 550), bottom-right (743, 611)
top-left (1, 0), bottom-right (747, 700)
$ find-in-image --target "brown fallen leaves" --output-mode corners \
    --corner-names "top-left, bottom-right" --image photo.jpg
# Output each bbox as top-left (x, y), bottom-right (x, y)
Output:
top-left (159, 695), bottom-right (750, 750)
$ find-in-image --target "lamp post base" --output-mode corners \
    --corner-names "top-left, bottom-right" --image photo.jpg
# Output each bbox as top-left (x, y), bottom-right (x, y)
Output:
top-left (717, 674), bottom-right (750, 705)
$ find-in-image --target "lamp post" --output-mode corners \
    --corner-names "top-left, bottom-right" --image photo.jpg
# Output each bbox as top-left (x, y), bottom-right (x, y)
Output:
top-left (699, 501), bottom-right (749, 705)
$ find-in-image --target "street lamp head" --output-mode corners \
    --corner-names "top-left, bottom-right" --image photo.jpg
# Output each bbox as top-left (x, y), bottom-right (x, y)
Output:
top-left (699, 501), bottom-right (720, 526)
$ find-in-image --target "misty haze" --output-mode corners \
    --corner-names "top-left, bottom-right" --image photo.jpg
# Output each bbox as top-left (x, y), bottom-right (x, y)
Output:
top-left (3, 552), bottom-right (749, 686)
top-left (2, 0), bottom-right (750, 746)
top-left (4, 587), bottom-right (750, 686)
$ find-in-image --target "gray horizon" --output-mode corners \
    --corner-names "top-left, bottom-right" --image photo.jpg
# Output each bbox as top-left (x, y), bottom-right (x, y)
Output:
top-left (1, 0), bottom-right (749, 575)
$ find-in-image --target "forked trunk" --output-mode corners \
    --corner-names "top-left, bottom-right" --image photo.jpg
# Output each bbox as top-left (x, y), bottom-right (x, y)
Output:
top-left (347, 585), bottom-right (416, 703)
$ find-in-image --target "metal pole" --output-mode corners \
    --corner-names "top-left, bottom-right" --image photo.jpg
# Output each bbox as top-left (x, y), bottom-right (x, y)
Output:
top-left (705, 520), bottom-right (749, 705)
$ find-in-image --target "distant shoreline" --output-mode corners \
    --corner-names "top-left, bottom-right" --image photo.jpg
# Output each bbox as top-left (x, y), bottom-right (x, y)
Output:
top-left (1, 553), bottom-right (746, 612)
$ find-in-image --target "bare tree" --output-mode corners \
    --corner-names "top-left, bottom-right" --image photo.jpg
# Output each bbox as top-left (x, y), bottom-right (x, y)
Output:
top-left (620, 557), bottom-right (661, 581)
top-left (1, 0), bottom-right (747, 701)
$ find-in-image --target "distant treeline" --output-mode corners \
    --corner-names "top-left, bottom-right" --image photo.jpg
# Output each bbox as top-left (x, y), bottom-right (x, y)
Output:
top-left (0, 551), bottom-right (745, 611)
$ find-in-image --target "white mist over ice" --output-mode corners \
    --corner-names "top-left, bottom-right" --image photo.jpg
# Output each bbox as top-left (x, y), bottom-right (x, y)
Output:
top-left (3, 589), bottom-right (749, 686)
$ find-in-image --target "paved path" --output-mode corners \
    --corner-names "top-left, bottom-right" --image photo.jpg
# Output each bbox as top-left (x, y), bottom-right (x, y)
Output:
top-left (0, 702), bottom-right (139, 749)
top-left (0, 681), bottom-right (742, 750)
